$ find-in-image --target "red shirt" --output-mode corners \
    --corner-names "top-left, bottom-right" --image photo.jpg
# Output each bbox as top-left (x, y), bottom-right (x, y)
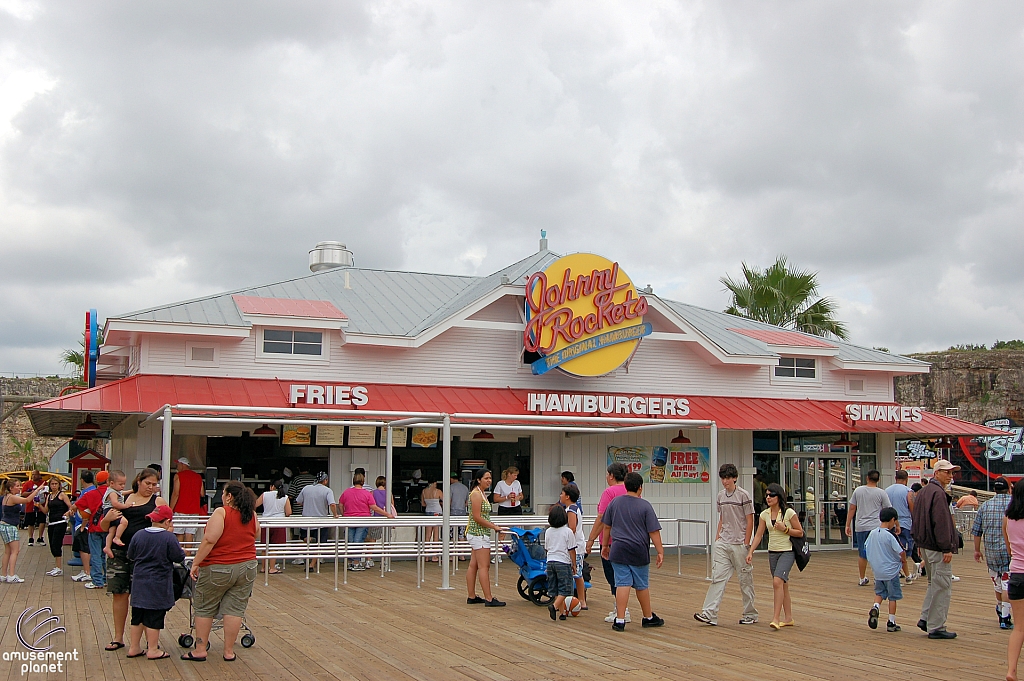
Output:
top-left (338, 486), bottom-right (376, 517)
top-left (23, 481), bottom-right (40, 512)
top-left (75, 485), bottom-right (108, 532)
top-left (201, 507), bottom-right (257, 566)
top-left (173, 470), bottom-right (205, 514)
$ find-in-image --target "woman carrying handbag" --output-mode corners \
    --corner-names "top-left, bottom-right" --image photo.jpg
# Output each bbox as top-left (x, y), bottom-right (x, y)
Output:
top-left (747, 483), bottom-right (804, 630)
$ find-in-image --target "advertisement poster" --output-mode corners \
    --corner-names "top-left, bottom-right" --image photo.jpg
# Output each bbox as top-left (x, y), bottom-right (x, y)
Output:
top-left (282, 425), bottom-right (311, 446)
top-left (607, 446), bottom-right (710, 483)
top-left (347, 425), bottom-right (378, 447)
top-left (315, 425), bottom-right (345, 446)
top-left (410, 427), bottom-right (438, 448)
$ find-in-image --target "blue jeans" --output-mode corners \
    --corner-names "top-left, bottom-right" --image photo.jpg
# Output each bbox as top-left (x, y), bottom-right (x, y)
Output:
top-left (87, 532), bottom-right (106, 586)
top-left (347, 526), bottom-right (368, 543)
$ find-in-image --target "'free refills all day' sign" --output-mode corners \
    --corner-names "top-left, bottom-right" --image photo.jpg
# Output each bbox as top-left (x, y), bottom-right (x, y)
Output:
top-left (524, 254), bottom-right (652, 376)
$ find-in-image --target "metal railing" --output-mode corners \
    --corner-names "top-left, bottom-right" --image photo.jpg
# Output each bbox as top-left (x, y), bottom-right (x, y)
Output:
top-left (171, 514), bottom-right (712, 591)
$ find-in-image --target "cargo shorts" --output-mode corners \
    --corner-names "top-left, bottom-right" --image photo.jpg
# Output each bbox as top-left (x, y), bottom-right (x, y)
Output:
top-left (193, 560), bottom-right (258, 619)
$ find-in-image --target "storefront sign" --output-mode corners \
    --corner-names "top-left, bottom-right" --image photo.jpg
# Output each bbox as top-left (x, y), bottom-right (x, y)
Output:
top-left (524, 253), bottom-right (651, 376)
top-left (607, 445), bottom-right (710, 483)
top-left (845, 404), bottom-right (923, 422)
top-left (282, 425), bottom-right (311, 445)
top-left (288, 384), bottom-right (368, 406)
top-left (982, 419), bottom-right (1024, 463)
top-left (528, 392), bottom-right (690, 416)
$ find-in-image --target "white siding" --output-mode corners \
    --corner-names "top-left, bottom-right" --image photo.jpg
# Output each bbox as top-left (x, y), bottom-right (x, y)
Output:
top-left (140, 328), bottom-right (893, 402)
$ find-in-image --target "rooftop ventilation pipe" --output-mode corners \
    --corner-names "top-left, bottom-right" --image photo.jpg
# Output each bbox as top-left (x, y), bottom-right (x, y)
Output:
top-left (309, 241), bottom-right (354, 272)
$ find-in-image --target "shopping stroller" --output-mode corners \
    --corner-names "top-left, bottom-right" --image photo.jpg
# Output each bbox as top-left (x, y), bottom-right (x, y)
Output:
top-left (174, 560), bottom-right (255, 650)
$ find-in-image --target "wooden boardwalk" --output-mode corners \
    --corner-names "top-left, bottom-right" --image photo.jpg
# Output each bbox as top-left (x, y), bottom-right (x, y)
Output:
top-left (0, 543), bottom-right (1011, 681)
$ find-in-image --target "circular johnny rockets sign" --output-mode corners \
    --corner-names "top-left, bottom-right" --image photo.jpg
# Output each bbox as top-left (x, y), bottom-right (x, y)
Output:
top-left (523, 253), bottom-right (652, 377)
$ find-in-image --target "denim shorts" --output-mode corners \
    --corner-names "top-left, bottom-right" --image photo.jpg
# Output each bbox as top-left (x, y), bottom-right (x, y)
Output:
top-left (546, 561), bottom-right (574, 597)
top-left (611, 562), bottom-right (650, 590)
top-left (854, 531), bottom-right (871, 559)
top-left (875, 576), bottom-right (903, 601)
top-left (347, 526), bottom-right (368, 543)
top-left (1009, 573), bottom-right (1024, 601)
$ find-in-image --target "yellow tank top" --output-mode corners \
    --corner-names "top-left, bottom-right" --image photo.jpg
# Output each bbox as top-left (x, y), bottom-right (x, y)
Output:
top-left (760, 507), bottom-right (797, 552)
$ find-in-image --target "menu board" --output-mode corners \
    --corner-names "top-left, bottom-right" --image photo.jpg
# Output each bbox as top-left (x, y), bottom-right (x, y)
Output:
top-left (315, 425), bottom-right (345, 446)
top-left (391, 427), bottom-right (408, 448)
top-left (347, 425), bottom-right (377, 447)
top-left (410, 427), bottom-right (439, 448)
top-left (282, 425), bottom-right (311, 446)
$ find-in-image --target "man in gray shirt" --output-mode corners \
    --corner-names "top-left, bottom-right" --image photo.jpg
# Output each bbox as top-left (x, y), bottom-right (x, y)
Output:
top-left (847, 470), bottom-right (892, 586)
top-left (296, 472), bottom-right (338, 568)
top-left (449, 472), bottom-right (470, 547)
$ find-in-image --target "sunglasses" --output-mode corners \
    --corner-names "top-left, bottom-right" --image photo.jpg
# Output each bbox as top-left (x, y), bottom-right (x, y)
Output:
top-left (765, 492), bottom-right (779, 498)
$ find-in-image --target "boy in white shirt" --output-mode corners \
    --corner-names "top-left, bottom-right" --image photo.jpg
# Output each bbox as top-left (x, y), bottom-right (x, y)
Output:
top-left (545, 505), bottom-right (578, 620)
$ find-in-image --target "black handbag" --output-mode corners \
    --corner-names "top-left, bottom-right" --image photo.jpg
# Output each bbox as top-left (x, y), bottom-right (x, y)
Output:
top-left (791, 533), bottom-right (811, 571)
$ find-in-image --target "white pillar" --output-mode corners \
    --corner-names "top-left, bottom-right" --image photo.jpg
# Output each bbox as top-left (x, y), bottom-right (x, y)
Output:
top-left (439, 414), bottom-right (453, 589)
top-left (160, 406), bottom-right (172, 499)
top-left (709, 422), bottom-right (718, 550)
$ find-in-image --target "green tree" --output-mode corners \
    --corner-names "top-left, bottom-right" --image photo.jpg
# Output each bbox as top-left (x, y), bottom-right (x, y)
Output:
top-left (8, 436), bottom-right (48, 472)
top-left (60, 329), bottom-right (103, 376)
top-left (721, 256), bottom-right (849, 340)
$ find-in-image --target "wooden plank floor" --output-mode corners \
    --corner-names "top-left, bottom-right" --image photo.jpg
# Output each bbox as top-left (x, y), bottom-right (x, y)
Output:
top-left (0, 542), bottom-right (1011, 680)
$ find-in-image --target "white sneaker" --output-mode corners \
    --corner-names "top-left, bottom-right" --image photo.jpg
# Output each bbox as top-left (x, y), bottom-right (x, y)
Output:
top-left (46, 567), bottom-right (62, 577)
top-left (951, 575), bottom-right (961, 582)
top-left (366, 559), bottom-right (374, 568)
top-left (7, 575), bottom-right (24, 583)
top-left (858, 577), bottom-right (870, 586)
top-left (84, 581), bottom-right (104, 589)
top-left (604, 608), bottom-right (631, 623)
top-left (71, 571), bottom-right (90, 582)
top-left (291, 559), bottom-right (305, 565)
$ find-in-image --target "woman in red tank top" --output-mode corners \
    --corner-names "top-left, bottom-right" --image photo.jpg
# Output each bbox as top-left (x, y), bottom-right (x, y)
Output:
top-left (184, 481), bottom-right (259, 662)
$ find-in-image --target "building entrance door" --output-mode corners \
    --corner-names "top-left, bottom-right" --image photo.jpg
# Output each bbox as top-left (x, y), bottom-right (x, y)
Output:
top-left (783, 456), bottom-right (852, 549)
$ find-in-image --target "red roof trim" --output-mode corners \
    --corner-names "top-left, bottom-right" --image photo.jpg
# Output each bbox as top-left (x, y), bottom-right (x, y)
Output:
top-left (729, 328), bottom-right (836, 348)
top-left (24, 375), bottom-right (1001, 436)
top-left (232, 295), bottom-right (347, 320)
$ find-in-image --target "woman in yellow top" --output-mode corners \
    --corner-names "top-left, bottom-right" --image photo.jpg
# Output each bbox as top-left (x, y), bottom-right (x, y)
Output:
top-left (747, 482), bottom-right (804, 630)
top-left (465, 469), bottom-right (505, 607)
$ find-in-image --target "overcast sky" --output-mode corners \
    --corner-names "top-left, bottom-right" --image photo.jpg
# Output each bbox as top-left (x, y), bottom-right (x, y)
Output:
top-left (1, 1), bottom-right (1022, 375)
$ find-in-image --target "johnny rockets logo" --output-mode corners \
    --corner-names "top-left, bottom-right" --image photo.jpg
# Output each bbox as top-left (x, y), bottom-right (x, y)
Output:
top-left (524, 254), bottom-right (652, 376)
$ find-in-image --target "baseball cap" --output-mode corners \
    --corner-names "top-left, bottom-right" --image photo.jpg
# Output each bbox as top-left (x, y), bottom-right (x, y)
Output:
top-left (994, 477), bottom-right (1010, 491)
top-left (176, 457), bottom-right (190, 465)
top-left (95, 470), bottom-right (109, 484)
top-left (933, 459), bottom-right (961, 472)
top-left (146, 505), bottom-right (174, 523)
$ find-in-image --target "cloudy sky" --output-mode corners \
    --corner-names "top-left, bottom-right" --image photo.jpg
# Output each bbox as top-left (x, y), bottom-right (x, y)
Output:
top-left (1, 1), bottom-right (1022, 375)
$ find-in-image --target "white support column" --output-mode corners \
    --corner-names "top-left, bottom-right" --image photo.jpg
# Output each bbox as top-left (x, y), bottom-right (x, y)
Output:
top-left (709, 422), bottom-right (718, 550)
top-left (160, 406), bottom-right (173, 499)
top-left (440, 414), bottom-right (453, 589)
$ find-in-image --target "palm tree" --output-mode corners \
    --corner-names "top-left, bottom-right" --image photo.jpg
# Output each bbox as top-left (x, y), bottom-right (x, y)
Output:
top-left (721, 256), bottom-right (849, 340)
top-left (60, 329), bottom-right (103, 376)
top-left (8, 436), bottom-right (48, 472)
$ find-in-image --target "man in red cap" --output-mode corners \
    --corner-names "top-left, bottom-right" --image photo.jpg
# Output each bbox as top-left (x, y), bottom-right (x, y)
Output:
top-left (74, 471), bottom-right (110, 589)
top-left (911, 458), bottom-right (961, 639)
top-left (124, 505), bottom-right (185, 660)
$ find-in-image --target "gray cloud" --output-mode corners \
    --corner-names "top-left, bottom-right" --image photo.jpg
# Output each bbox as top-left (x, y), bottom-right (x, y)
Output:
top-left (1, 1), bottom-right (1022, 374)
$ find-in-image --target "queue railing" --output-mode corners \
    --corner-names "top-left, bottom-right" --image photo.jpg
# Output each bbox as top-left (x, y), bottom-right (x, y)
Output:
top-left (171, 514), bottom-right (712, 591)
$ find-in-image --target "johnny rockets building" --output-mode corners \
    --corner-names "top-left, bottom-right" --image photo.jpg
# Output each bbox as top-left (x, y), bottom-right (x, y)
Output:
top-left (25, 238), bottom-right (999, 550)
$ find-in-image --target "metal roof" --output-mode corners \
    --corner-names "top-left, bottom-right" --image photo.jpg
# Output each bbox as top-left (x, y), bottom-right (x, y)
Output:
top-left (109, 248), bottom-right (926, 368)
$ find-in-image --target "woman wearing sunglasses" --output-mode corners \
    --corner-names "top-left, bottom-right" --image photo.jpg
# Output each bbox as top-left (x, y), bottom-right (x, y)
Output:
top-left (747, 482), bottom-right (804, 630)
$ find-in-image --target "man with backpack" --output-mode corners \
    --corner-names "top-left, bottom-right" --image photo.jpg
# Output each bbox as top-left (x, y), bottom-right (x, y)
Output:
top-left (74, 472), bottom-right (110, 589)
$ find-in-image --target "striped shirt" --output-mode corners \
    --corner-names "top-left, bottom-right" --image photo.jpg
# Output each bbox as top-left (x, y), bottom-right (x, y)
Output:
top-left (972, 493), bottom-right (1011, 572)
top-left (287, 473), bottom-right (317, 515)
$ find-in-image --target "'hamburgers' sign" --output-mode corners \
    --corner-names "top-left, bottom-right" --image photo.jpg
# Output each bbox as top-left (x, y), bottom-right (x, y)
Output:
top-left (523, 254), bottom-right (652, 377)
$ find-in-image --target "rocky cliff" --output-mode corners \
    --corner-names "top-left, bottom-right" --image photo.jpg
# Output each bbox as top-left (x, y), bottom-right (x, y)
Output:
top-left (894, 350), bottom-right (1024, 423)
top-left (1, 377), bottom-right (76, 472)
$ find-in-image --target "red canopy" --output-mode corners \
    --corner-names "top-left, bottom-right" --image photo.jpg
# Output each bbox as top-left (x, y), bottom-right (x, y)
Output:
top-left (24, 374), bottom-right (1002, 437)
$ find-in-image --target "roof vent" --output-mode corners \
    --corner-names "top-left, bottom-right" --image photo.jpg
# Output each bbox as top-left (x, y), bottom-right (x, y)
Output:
top-left (309, 241), bottom-right (354, 272)
top-left (539, 229), bottom-right (548, 252)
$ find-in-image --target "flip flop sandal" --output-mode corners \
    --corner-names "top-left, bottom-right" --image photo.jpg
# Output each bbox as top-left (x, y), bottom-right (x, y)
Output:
top-left (223, 654), bottom-right (237, 662)
top-left (126, 651), bottom-right (147, 659)
top-left (148, 652), bottom-right (171, 660)
top-left (180, 652), bottom-right (207, 662)
top-left (105, 642), bottom-right (126, 651)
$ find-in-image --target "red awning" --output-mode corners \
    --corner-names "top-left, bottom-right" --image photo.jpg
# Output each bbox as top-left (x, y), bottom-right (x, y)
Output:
top-left (24, 374), bottom-right (1003, 437)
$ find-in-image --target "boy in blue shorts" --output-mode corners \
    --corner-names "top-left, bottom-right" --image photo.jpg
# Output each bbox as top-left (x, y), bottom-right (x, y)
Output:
top-left (865, 507), bottom-right (906, 632)
top-left (601, 472), bottom-right (665, 632)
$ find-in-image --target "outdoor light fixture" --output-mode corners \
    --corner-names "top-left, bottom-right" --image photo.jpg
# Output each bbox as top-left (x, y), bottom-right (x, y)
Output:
top-left (252, 424), bottom-right (277, 437)
top-left (670, 430), bottom-right (691, 444)
top-left (833, 434), bottom-right (858, 448)
top-left (472, 430), bottom-right (495, 440)
top-left (73, 414), bottom-right (101, 439)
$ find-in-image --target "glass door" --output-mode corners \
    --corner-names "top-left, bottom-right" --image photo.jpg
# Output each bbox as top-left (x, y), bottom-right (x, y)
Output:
top-left (783, 455), bottom-right (853, 549)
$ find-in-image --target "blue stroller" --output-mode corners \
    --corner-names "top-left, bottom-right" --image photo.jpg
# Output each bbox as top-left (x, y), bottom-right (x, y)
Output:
top-left (504, 527), bottom-right (551, 605)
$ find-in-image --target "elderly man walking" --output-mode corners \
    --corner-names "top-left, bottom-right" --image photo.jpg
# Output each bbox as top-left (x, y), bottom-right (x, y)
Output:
top-left (911, 459), bottom-right (960, 639)
top-left (973, 476), bottom-right (1014, 629)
